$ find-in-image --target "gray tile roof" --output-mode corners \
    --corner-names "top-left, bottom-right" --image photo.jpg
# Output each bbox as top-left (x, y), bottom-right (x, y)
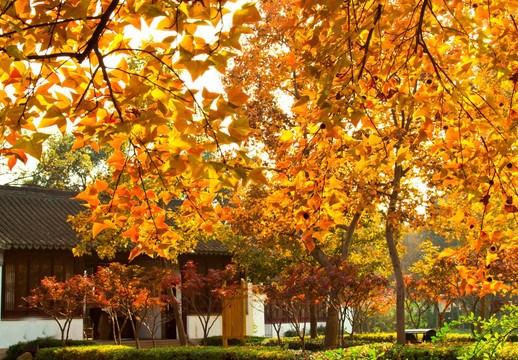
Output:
top-left (0, 186), bottom-right (230, 255)
top-left (194, 239), bottom-right (230, 255)
top-left (0, 186), bottom-right (83, 250)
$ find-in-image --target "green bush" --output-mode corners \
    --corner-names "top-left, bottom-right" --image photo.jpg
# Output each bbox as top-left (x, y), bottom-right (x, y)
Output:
top-left (6, 338), bottom-right (95, 360)
top-left (314, 343), bottom-right (518, 360)
top-left (204, 336), bottom-right (266, 346)
top-left (495, 343), bottom-right (518, 360)
top-left (351, 333), bottom-right (396, 343)
top-left (34, 345), bottom-right (305, 360)
top-left (315, 343), bottom-right (464, 360)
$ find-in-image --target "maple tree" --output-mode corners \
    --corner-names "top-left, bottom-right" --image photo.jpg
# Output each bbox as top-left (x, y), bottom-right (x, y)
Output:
top-left (0, 0), bottom-right (261, 263)
top-left (137, 267), bottom-right (182, 348)
top-left (324, 260), bottom-right (389, 341)
top-left (257, 263), bottom-right (328, 351)
top-left (404, 274), bottom-right (433, 329)
top-left (93, 263), bottom-right (161, 348)
top-left (225, 0), bottom-right (518, 345)
top-left (25, 275), bottom-right (93, 347)
top-left (180, 260), bottom-right (238, 345)
top-left (2, 0), bottom-right (518, 349)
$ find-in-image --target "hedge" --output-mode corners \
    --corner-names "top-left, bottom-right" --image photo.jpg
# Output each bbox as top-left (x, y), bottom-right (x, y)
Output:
top-left (204, 336), bottom-right (267, 346)
top-left (314, 342), bottom-right (518, 360)
top-left (260, 332), bottom-right (478, 351)
top-left (6, 338), bottom-right (95, 360)
top-left (34, 345), bottom-right (305, 360)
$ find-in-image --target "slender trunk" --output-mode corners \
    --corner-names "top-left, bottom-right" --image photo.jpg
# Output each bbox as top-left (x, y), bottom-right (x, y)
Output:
top-left (66, 318), bottom-right (72, 346)
top-left (301, 316), bottom-right (307, 351)
top-left (478, 296), bottom-right (486, 334)
top-left (310, 303), bottom-right (318, 338)
top-left (111, 314), bottom-right (118, 345)
top-left (386, 219), bottom-right (405, 344)
top-left (59, 320), bottom-right (66, 347)
top-left (273, 317), bottom-right (283, 344)
top-left (385, 164), bottom-right (406, 345)
top-left (171, 300), bottom-right (187, 345)
top-left (324, 300), bottom-right (339, 349)
top-left (133, 324), bottom-right (141, 348)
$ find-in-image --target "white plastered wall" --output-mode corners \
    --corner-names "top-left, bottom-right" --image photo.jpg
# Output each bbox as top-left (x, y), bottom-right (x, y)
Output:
top-left (185, 282), bottom-right (267, 340)
top-left (0, 249), bottom-right (84, 350)
top-left (0, 318), bottom-right (84, 349)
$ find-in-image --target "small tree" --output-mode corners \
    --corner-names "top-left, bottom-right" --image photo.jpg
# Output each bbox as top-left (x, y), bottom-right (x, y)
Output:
top-left (325, 260), bottom-right (389, 342)
top-left (140, 267), bottom-right (182, 348)
top-left (180, 261), bottom-right (238, 345)
top-left (257, 263), bottom-right (328, 351)
top-left (93, 263), bottom-right (150, 348)
top-left (256, 284), bottom-right (289, 344)
top-left (404, 274), bottom-right (433, 328)
top-left (25, 275), bottom-right (92, 347)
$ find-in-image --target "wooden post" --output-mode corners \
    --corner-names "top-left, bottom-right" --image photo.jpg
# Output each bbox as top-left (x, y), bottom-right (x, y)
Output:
top-left (222, 283), bottom-right (228, 347)
top-left (222, 279), bottom-right (247, 347)
top-left (241, 279), bottom-right (247, 345)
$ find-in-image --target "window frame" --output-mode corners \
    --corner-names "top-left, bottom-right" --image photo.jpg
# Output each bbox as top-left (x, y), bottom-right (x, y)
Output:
top-left (1, 249), bottom-right (81, 319)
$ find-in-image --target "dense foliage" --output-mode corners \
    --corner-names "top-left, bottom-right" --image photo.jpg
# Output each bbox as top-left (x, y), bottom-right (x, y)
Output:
top-left (34, 345), bottom-right (303, 360)
top-left (2, 0), bottom-right (518, 348)
top-left (6, 338), bottom-right (94, 360)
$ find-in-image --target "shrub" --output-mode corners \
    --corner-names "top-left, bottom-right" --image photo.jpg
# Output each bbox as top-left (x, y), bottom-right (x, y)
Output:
top-left (205, 336), bottom-right (267, 346)
top-left (314, 343), bottom-right (518, 360)
top-left (6, 338), bottom-right (94, 360)
top-left (314, 343), bottom-right (464, 360)
top-left (34, 345), bottom-right (305, 360)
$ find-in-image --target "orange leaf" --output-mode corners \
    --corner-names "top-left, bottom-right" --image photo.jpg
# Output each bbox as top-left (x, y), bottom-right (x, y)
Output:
top-left (301, 233), bottom-right (315, 252)
top-left (129, 244), bottom-right (143, 262)
top-left (92, 220), bottom-right (117, 238)
top-left (227, 86), bottom-right (250, 106)
top-left (7, 156), bottom-right (16, 170)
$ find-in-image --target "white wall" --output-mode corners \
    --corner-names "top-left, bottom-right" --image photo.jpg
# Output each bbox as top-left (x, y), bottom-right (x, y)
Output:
top-left (0, 318), bottom-right (83, 349)
top-left (185, 283), bottom-right (267, 340)
top-left (264, 321), bottom-right (328, 338)
top-left (186, 314), bottom-right (222, 339)
top-left (249, 292), bottom-right (265, 337)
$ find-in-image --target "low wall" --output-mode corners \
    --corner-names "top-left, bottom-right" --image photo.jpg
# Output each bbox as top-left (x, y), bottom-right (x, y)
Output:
top-left (0, 318), bottom-right (83, 349)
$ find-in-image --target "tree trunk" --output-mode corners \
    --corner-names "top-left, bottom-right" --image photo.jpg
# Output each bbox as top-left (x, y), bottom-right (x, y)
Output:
top-left (306, 212), bottom-right (362, 349)
top-left (310, 303), bottom-right (318, 338)
top-left (324, 299), bottom-right (339, 349)
top-left (386, 227), bottom-right (406, 344)
top-left (171, 300), bottom-right (188, 345)
top-left (478, 295), bottom-right (486, 334)
top-left (385, 163), bottom-right (406, 345)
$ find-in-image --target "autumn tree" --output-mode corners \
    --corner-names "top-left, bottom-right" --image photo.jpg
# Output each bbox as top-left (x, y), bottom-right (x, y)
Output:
top-left (224, 0), bottom-right (518, 346)
top-left (404, 274), bottom-right (434, 329)
top-left (257, 263), bottom-right (328, 351)
top-left (180, 260), bottom-right (238, 345)
top-left (138, 267), bottom-right (182, 348)
top-left (93, 263), bottom-right (156, 348)
top-left (25, 275), bottom-right (93, 347)
top-left (0, 0), bottom-right (262, 265)
top-left (3, 0), bottom-right (518, 349)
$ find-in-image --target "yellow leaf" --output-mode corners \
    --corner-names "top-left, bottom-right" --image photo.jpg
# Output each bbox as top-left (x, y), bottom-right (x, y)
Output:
top-left (13, 133), bottom-right (50, 159)
top-left (92, 220), bottom-right (117, 238)
top-left (249, 168), bottom-right (268, 184)
top-left (233, 3), bottom-right (261, 27)
top-left (280, 130), bottom-right (293, 141)
top-left (227, 86), bottom-right (250, 106)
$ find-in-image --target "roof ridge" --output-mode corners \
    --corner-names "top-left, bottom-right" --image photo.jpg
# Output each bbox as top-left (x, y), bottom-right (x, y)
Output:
top-left (0, 185), bottom-right (78, 198)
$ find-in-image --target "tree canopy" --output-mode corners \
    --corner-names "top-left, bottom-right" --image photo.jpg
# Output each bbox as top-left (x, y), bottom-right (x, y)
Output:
top-left (2, 0), bottom-right (518, 346)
